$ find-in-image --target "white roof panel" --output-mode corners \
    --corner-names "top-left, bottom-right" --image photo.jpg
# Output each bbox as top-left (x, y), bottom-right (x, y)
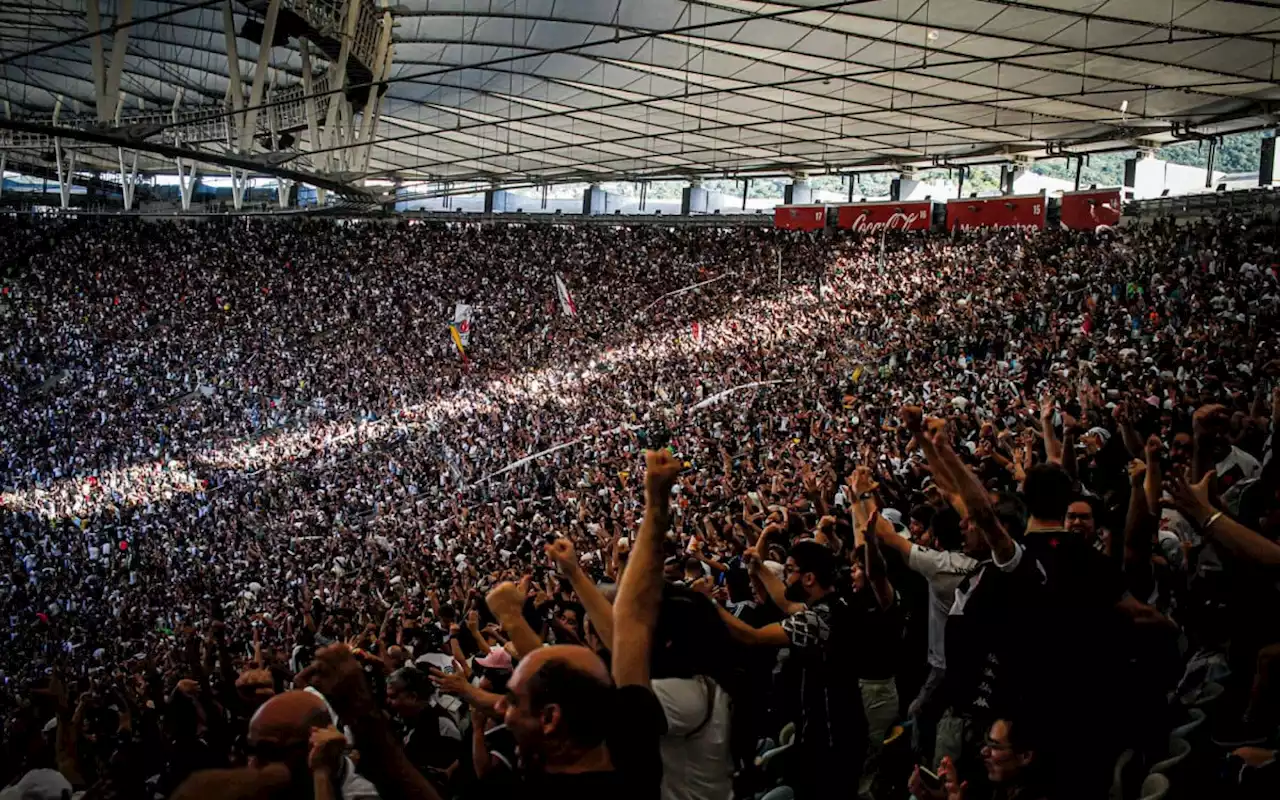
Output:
top-left (0, 0), bottom-right (1270, 185)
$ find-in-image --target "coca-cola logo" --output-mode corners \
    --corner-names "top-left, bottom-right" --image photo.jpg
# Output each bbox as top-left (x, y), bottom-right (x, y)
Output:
top-left (849, 209), bottom-right (926, 232)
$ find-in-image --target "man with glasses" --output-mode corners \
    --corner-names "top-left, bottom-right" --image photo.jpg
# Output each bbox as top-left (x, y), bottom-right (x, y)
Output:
top-left (718, 539), bottom-right (868, 799)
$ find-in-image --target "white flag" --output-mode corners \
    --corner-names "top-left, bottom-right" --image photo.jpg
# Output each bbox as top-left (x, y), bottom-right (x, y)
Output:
top-left (554, 273), bottom-right (577, 317)
top-left (452, 302), bottom-right (473, 345)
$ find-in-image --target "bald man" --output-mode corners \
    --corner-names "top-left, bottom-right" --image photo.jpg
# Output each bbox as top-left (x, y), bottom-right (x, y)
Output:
top-left (173, 690), bottom-right (381, 800)
top-left (492, 644), bottom-right (665, 799)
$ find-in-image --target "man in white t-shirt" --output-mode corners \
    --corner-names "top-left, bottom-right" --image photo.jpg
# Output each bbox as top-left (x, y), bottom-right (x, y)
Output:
top-left (873, 506), bottom-right (981, 755)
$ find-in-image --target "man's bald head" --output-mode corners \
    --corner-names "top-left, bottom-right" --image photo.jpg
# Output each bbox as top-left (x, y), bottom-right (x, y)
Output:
top-left (501, 645), bottom-right (615, 758)
top-left (249, 690), bottom-right (333, 749)
top-left (514, 644), bottom-right (611, 685)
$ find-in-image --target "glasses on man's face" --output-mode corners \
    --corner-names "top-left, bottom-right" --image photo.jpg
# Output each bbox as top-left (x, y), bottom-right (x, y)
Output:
top-left (982, 737), bottom-right (1013, 753)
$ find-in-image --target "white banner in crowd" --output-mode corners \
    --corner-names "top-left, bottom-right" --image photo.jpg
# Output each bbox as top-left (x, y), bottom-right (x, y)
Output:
top-left (554, 273), bottom-right (577, 317)
top-left (452, 302), bottom-right (474, 345)
top-left (688, 380), bottom-right (793, 412)
top-left (642, 272), bottom-right (732, 312)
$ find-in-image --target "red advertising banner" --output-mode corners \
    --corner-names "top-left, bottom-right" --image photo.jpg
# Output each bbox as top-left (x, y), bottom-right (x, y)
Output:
top-left (946, 193), bottom-right (1046, 231)
top-left (1059, 189), bottom-right (1122, 230)
top-left (774, 204), bottom-right (827, 231)
top-left (835, 200), bottom-right (933, 232)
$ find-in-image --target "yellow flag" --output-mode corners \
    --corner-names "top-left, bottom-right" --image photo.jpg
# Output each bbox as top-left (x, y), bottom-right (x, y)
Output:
top-left (449, 325), bottom-right (467, 361)
top-left (852, 365), bottom-right (864, 383)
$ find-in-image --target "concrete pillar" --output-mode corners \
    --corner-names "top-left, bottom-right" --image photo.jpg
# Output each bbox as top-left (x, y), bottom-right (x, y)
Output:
top-left (1000, 165), bottom-right (1026, 195)
top-left (681, 184), bottom-right (709, 214)
top-left (890, 175), bottom-right (923, 201)
top-left (484, 188), bottom-right (515, 213)
top-left (784, 178), bottom-right (811, 205)
top-left (1124, 153), bottom-right (1167, 200)
top-left (581, 183), bottom-right (607, 215)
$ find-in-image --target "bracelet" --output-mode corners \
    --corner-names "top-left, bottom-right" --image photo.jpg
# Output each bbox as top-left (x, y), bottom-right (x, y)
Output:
top-left (1203, 510), bottom-right (1225, 531)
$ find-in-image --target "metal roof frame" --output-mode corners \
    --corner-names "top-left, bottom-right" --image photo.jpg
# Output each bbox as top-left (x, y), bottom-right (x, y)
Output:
top-left (0, 0), bottom-right (1274, 197)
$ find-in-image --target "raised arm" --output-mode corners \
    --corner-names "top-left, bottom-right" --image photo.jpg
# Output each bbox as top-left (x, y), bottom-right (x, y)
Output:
top-left (1191, 404), bottom-right (1227, 484)
top-left (296, 644), bottom-right (444, 800)
top-left (860, 509), bottom-right (895, 610)
top-left (1041, 395), bottom-right (1064, 465)
top-left (612, 449), bottom-right (681, 687)
top-left (1123, 459), bottom-right (1156, 570)
top-left (716, 605), bottom-right (791, 647)
top-left (906, 406), bottom-right (1017, 564)
top-left (1168, 469), bottom-right (1280, 567)
top-left (846, 466), bottom-right (879, 546)
top-left (546, 537), bottom-right (615, 649)
top-left (1115, 401), bottom-right (1145, 459)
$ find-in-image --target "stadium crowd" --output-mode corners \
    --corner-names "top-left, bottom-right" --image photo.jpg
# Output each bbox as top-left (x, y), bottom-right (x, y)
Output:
top-left (1, 212), bottom-right (1279, 800)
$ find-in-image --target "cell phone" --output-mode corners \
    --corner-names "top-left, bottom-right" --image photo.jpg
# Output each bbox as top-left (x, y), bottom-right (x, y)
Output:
top-left (918, 767), bottom-right (942, 791)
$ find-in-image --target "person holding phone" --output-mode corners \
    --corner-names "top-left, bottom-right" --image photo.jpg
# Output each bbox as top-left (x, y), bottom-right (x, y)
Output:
top-left (908, 716), bottom-right (1046, 800)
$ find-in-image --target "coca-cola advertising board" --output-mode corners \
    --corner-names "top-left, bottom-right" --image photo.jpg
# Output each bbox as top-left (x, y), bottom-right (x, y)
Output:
top-left (835, 201), bottom-right (933, 232)
top-left (774, 204), bottom-right (827, 231)
top-left (1059, 189), bottom-right (1122, 230)
top-left (946, 193), bottom-right (1046, 231)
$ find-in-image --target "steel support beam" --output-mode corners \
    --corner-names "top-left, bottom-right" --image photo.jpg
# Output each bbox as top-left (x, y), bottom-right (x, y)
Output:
top-left (0, 118), bottom-right (372, 200)
top-left (277, 177), bottom-right (293, 208)
top-left (222, 0), bottom-right (245, 118)
top-left (86, 0), bottom-right (135, 122)
top-left (117, 147), bottom-right (139, 210)
top-left (54, 138), bottom-right (77, 209)
top-left (175, 149), bottom-right (199, 211)
top-left (299, 38), bottom-right (325, 204)
top-left (237, 0), bottom-right (282, 153)
top-left (356, 5), bottom-right (396, 174)
top-left (318, 0), bottom-right (363, 169)
top-left (230, 168), bottom-right (250, 210)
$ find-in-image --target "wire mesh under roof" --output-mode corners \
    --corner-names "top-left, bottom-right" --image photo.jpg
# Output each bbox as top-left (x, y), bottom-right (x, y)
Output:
top-left (1, 0), bottom-right (1278, 187)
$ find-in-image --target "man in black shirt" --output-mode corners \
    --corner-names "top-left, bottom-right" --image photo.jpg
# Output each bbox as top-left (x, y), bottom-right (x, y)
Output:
top-left (1019, 466), bottom-right (1172, 799)
top-left (385, 666), bottom-right (461, 792)
top-left (719, 539), bottom-right (869, 798)
top-left (850, 515), bottom-right (903, 800)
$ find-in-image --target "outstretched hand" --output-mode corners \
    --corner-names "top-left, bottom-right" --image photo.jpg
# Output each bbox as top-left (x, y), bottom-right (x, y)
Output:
top-left (1163, 468), bottom-right (1218, 522)
top-left (847, 465), bottom-right (879, 497)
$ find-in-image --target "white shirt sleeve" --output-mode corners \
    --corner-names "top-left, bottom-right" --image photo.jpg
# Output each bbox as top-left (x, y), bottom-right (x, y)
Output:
top-left (991, 539), bottom-right (1025, 573)
top-left (906, 544), bottom-right (947, 578)
top-left (907, 543), bottom-right (982, 579)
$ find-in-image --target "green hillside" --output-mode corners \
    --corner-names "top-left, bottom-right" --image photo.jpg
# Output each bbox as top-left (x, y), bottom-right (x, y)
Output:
top-left (703, 130), bottom-right (1267, 200)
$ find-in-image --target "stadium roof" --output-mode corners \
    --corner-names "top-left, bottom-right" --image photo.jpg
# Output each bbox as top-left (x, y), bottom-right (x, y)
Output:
top-left (1, 0), bottom-right (1278, 196)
